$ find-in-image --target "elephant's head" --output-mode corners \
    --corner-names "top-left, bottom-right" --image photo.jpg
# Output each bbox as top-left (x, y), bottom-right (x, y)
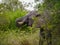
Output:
top-left (15, 11), bottom-right (41, 28)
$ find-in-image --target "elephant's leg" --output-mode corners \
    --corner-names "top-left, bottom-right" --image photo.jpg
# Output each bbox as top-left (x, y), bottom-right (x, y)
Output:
top-left (39, 38), bottom-right (44, 45)
top-left (46, 30), bottom-right (52, 45)
top-left (39, 28), bottom-right (46, 45)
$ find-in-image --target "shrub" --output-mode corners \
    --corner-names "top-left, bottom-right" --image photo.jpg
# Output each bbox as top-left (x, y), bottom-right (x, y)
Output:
top-left (0, 14), bottom-right (10, 31)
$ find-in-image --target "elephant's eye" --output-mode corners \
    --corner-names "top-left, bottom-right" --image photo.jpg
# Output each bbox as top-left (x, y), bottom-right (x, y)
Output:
top-left (36, 14), bottom-right (41, 17)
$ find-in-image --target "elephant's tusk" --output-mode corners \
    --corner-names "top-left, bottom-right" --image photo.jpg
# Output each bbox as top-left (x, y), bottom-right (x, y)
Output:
top-left (18, 22), bottom-right (23, 24)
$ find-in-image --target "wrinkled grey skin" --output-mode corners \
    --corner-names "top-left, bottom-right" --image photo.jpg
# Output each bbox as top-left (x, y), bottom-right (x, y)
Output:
top-left (15, 11), bottom-right (41, 28)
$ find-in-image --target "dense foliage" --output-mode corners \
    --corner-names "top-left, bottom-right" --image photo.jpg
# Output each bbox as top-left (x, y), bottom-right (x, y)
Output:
top-left (0, 0), bottom-right (60, 45)
top-left (37, 0), bottom-right (60, 45)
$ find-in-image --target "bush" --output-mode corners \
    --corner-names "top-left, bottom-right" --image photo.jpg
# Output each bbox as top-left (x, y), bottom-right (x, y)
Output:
top-left (7, 9), bottom-right (27, 29)
top-left (0, 9), bottom-right (27, 30)
top-left (0, 14), bottom-right (10, 31)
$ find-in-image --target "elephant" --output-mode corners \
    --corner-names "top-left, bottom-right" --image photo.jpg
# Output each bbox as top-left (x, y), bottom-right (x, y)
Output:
top-left (15, 10), bottom-right (52, 45)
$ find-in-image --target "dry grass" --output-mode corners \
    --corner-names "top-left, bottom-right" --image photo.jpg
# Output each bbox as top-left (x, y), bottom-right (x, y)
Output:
top-left (0, 30), bottom-right (39, 45)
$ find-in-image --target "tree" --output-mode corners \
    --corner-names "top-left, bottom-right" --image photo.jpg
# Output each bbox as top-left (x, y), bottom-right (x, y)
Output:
top-left (1, 0), bottom-right (24, 11)
top-left (34, 0), bottom-right (60, 45)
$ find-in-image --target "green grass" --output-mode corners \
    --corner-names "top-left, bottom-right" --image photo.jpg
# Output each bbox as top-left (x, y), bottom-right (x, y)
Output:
top-left (0, 30), bottom-right (39, 45)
